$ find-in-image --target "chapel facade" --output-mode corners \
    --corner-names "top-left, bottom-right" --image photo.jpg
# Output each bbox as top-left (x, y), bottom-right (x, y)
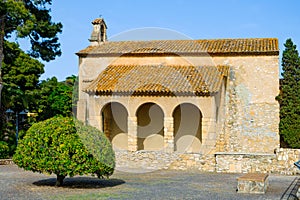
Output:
top-left (76, 18), bottom-right (280, 171)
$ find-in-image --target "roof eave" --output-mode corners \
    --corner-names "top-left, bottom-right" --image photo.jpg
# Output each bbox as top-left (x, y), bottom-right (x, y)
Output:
top-left (76, 51), bottom-right (279, 57)
top-left (84, 90), bottom-right (216, 97)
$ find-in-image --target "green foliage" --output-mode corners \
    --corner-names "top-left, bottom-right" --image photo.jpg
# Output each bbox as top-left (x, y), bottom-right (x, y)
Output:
top-left (13, 116), bottom-right (115, 186)
top-left (1, 120), bottom-right (18, 156)
top-left (76, 120), bottom-right (115, 173)
top-left (66, 75), bottom-right (79, 111)
top-left (1, 0), bottom-right (62, 61)
top-left (0, 0), bottom-right (62, 138)
top-left (0, 41), bottom-right (44, 148)
top-left (2, 41), bottom-right (44, 111)
top-left (0, 141), bottom-right (9, 159)
top-left (276, 38), bottom-right (300, 148)
top-left (33, 76), bottom-right (77, 121)
top-left (1, 73), bottom-right (77, 152)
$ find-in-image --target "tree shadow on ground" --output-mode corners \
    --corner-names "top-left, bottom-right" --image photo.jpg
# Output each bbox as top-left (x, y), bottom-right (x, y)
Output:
top-left (33, 177), bottom-right (125, 189)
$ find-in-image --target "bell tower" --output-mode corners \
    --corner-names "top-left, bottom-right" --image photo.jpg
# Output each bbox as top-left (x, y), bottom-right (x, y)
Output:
top-left (89, 18), bottom-right (107, 45)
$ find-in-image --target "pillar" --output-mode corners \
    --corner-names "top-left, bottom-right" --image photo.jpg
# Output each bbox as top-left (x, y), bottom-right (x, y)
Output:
top-left (164, 117), bottom-right (174, 153)
top-left (201, 118), bottom-right (217, 154)
top-left (128, 116), bottom-right (138, 151)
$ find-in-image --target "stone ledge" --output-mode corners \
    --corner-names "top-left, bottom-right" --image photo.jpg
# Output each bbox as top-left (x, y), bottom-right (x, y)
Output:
top-left (237, 173), bottom-right (269, 182)
top-left (0, 159), bottom-right (14, 165)
top-left (215, 152), bottom-right (276, 157)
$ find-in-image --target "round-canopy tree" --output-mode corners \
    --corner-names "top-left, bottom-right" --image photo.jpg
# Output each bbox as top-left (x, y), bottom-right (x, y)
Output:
top-left (13, 116), bottom-right (115, 186)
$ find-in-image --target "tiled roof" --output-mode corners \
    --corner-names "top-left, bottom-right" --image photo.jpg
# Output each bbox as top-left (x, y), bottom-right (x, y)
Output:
top-left (84, 65), bottom-right (229, 96)
top-left (77, 38), bottom-right (278, 56)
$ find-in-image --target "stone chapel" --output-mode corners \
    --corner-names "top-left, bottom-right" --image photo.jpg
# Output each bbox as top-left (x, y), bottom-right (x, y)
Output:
top-left (76, 18), bottom-right (281, 172)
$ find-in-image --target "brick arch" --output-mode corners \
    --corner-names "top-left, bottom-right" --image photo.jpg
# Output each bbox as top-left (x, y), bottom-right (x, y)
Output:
top-left (136, 102), bottom-right (164, 151)
top-left (172, 103), bottom-right (202, 153)
top-left (101, 102), bottom-right (128, 150)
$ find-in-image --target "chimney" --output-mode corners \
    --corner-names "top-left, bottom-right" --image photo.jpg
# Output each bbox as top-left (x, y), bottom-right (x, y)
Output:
top-left (89, 18), bottom-right (107, 45)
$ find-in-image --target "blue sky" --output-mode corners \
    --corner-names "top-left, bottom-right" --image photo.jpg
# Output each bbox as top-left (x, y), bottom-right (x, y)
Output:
top-left (40, 0), bottom-right (300, 80)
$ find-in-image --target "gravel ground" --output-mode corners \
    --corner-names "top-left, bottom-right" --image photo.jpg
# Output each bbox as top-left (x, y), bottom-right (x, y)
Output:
top-left (0, 164), bottom-right (299, 200)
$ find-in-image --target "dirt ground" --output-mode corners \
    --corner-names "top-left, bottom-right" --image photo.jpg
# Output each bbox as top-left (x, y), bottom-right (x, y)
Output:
top-left (0, 164), bottom-right (299, 200)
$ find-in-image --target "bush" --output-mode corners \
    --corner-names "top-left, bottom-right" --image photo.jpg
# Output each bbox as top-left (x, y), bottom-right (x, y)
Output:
top-left (0, 141), bottom-right (10, 159)
top-left (13, 116), bottom-right (115, 186)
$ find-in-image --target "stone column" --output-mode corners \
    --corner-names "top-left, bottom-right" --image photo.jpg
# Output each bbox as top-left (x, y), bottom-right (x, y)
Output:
top-left (164, 117), bottom-right (174, 153)
top-left (201, 118), bottom-right (217, 154)
top-left (128, 116), bottom-right (138, 151)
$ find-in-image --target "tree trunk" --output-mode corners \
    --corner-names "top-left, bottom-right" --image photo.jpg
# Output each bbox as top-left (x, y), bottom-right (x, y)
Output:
top-left (55, 174), bottom-right (65, 187)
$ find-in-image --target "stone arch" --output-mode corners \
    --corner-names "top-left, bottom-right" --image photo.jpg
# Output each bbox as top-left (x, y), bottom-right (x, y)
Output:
top-left (136, 102), bottom-right (164, 151)
top-left (133, 101), bottom-right (167, 117)
top-left (101, 102), bottom-right (128, 150)
top-left (172, 103), bottom-right (202, 153)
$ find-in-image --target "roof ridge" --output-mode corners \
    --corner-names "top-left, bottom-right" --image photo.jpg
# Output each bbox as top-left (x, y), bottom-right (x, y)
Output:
top-left (77, 38), bottom-right (279, 55)
top-left (103, 37), bottom-right (278, 43)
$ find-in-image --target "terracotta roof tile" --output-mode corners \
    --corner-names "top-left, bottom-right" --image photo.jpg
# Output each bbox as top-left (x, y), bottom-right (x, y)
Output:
top-left (77, 38), bottom-right (278, 56)
top-left (84, 65), bottom-right (229, 96)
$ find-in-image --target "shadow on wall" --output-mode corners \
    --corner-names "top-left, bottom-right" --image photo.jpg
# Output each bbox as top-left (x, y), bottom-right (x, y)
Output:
top-left (173, 103), bottom-right (202, 153)
top-left (102, 102), bottom-right (128, 151)
top-left (137, 103), bottom-right (164, 151)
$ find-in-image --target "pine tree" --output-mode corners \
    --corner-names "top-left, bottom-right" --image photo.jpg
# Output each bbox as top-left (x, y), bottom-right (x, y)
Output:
top-left (276, 38), bottom-right (300, 148)
top-left (0, 0), bottom-right (62, 107)
top-left (0, 0), bottom-right (62, 150)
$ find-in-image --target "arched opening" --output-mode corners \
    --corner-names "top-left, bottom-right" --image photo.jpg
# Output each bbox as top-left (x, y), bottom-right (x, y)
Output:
top-left (101, 102), bottom-right (128, 150)
top-left (100, 24), bottom-right (105, 42)
top-left (172, 103), bottom-right (202, 153)
top-left (136, 103), bottom-right (164, 151)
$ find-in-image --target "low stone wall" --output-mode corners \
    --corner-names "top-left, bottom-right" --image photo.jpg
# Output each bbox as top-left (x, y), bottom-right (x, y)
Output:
top-left (115, 148), bottom-right (300, 174)
top-left (115, 151), bottom-right (215, 172)
top-left (115, 151), bottom-right (179, 171)
top-left (215, 148), bottom-right (300, 175)
top-left (215, 152), bottom-right (276, 173)
top-left (274, 148), bottom-right (300, 175)
top-left (168, 154), bottom-right (215, 172)
top-left (0, 159), bottom-right (14, 165)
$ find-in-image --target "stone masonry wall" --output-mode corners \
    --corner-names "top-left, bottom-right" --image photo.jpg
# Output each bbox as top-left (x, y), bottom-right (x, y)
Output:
top-left (223, 68), bottom-right (279, 153)
top-left (213, 56), bottom-right (280, 154)
top-left (215, 148), bottom-right (300, 175)
top-left (115, 151), bottom-right (216, 172)
top-left (115, 148), bottom-right (300, 175)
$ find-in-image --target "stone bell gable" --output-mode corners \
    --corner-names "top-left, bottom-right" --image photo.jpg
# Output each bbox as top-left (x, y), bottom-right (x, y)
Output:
top-left (76, 18), bottom-right (282, 172)
top-left (89, 18), bottom-right (107, 45)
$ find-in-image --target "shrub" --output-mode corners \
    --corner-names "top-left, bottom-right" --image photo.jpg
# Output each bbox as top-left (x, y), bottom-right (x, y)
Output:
top-left (0, 141), bottom-right (10, 159)
top-left (13, 116), bottom-right (115, 186)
